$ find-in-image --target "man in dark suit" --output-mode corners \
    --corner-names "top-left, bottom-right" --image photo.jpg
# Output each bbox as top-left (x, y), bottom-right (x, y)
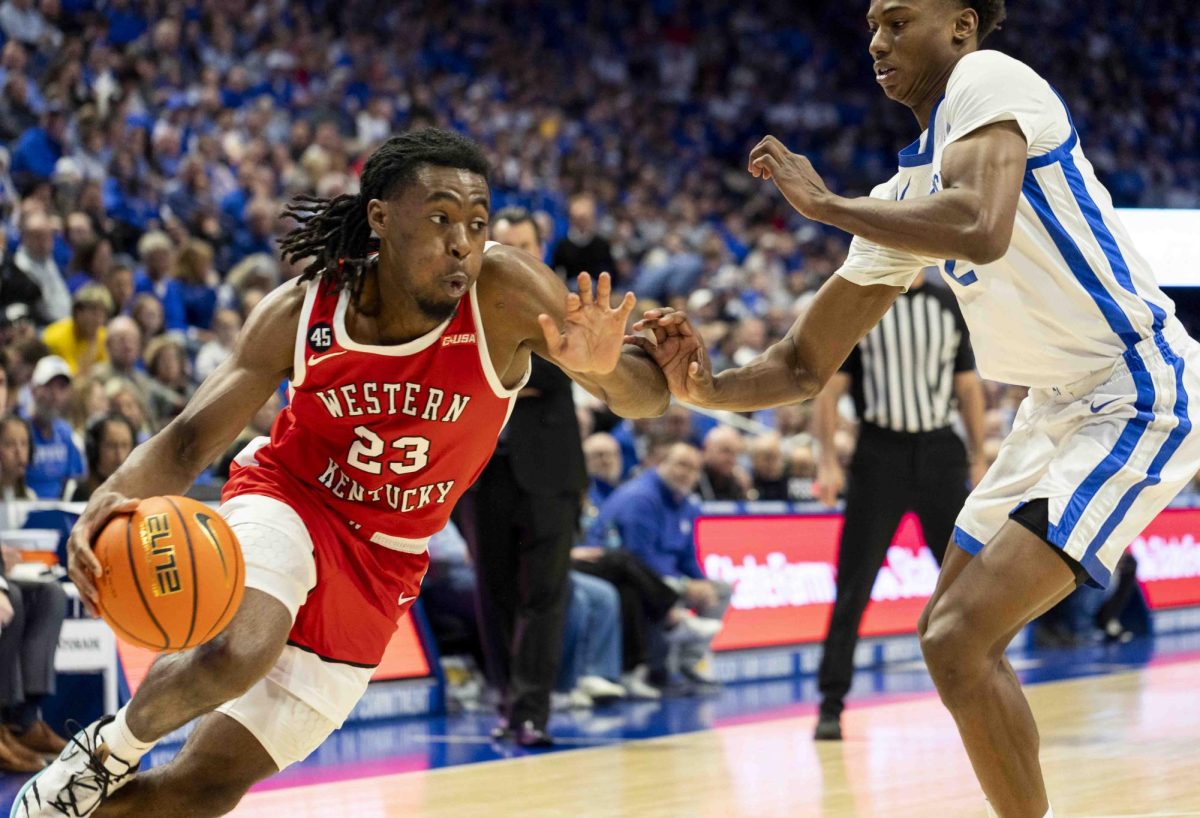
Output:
top-left (551, 193), bottom-right (618, 287)
top-left (473, 208), bottom-right (588, 746)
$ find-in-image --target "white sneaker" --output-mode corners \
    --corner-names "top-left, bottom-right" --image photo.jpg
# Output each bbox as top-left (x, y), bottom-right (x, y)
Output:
top-left (11, 717), bottom-right (139, 818)
top-left (621, 666), bottom-right (662, 701)
top-left (576, 675), bottom-right (627, 703)
top-left (665, 613), bottom-right (723, 645)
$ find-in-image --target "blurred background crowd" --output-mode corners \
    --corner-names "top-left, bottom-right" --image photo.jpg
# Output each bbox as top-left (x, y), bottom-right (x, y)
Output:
top-left (0, 0), bottom-right (1195, 719)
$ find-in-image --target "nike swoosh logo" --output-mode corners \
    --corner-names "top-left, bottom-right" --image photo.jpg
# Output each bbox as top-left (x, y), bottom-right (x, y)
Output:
top-left (398, 593), bottom-right (417, 606)
top-left (1090, 398), bottom-right (1120, 414)
top-left (307, 350), bottom-right (347, 367)
top-left (194, 513), bottom-right (228, 579)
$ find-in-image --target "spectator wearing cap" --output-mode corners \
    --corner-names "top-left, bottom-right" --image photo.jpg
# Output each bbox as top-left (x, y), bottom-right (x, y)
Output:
top-left (18, 354), bottom-right (83, 499)
top-left (11, 210), bottom-right (69, 323)
top-left (41, 283), bottom-right (111, 375)
top-left (132, 231), bottom-right (185, 332)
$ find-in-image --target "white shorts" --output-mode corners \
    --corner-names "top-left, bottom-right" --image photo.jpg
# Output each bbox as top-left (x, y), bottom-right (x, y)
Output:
top-left (955, 322), bottom-right (1200, 588)
top-left (212, 495), bottom-right (374, 770)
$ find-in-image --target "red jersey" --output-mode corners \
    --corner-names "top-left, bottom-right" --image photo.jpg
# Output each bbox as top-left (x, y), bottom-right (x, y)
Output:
top-left (222, 262), bottom-right (529, 665)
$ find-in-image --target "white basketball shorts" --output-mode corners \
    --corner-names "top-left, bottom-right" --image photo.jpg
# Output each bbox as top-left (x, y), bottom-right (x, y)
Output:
top-left (954, 321), bottom-right (1200, 588)
top-left (212, 494), bottom-right (374, 770)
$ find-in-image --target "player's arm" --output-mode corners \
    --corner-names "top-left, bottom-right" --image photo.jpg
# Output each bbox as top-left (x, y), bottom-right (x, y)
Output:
top-left (954, 371), bottom-right (988, 486)
top-left (488, 245), bottom-right (670, 418)
top-left (813, 372), bottom-right (851, 508)
top-left (631, 275), bottom-right (900, 412)
top-left (66, 282), bottom-right (303, 611)
top-left (748, 122), bottom-right (1027, 264)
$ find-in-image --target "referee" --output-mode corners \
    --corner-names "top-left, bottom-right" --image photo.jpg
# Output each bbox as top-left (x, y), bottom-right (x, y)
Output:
top-left (812, 270), bottom-right (986, 741)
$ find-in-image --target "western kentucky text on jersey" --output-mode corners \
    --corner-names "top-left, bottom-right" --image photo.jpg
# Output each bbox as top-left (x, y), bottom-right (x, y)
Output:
top-left (313, 381), bottom-right (471, 422)
top-left (316, 456), bottom-right (456, 512)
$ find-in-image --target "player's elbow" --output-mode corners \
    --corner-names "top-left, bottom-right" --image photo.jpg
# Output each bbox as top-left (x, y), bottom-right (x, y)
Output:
top-left (965, 214), bottom-right (1014, 265)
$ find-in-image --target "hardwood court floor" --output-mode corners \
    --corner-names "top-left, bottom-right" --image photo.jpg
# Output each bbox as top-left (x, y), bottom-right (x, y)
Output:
top-left (230, 657), bottom-right (1200, 818)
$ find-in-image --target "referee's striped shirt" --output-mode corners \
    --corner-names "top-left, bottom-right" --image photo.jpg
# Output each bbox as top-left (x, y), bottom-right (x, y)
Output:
top-left (841, 280), bottom-right (975, 433)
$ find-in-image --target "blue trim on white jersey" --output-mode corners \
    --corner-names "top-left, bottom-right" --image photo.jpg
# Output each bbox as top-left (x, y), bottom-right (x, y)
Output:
top-left (1022, 172), bottom-right (1142, 346)
top-left (1081, 340), bottom-right (1192, 586)
top-left (897, 98), bottom-right (944, 168)
top-left (1058, 154), bottom-right (1167, 334)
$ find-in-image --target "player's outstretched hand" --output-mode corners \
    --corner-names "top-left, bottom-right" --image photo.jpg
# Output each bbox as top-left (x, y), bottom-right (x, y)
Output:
top-left (626, 307), bottom-right (718, 406)
top-left (748, 135), bottom-right (833, 220)
top-left (539, 272), bottom-right (637, 375)
top-left (67, 490), bottom-right (140, 616)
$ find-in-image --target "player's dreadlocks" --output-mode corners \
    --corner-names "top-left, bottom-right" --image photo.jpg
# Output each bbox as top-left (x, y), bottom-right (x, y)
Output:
top-left (962, 0), bottom-right (1006, 43)
top-left (279, 128), bottom-right (490, 303)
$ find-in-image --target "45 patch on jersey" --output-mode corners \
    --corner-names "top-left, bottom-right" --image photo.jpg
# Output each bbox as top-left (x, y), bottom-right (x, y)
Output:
top-left (309, 322), bottom-right (333, 353)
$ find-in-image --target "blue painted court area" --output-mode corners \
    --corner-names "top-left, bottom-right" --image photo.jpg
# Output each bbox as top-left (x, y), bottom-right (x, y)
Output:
top-left (4, 630), bottom-right (1198, 810)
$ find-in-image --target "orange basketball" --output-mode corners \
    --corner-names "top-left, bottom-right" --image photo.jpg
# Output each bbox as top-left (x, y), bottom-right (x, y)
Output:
top-left (92, 496), bottom-right (245, 652)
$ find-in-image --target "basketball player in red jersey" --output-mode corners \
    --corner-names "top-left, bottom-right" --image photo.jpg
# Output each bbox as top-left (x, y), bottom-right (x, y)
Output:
top-left (14, 129), bottom-right (670, 818)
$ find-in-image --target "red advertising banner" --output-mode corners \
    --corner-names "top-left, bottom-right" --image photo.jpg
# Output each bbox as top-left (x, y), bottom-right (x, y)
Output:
top-left (1130, 508), bottom-right (1200, 610)
top-left (696, 513), bottom-right (939, 651)
top-left (697, 506), bottom-right (1200, 653)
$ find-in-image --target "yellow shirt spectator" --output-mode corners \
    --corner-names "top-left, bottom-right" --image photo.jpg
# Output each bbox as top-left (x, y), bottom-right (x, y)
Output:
top-left (42, 285), bottom-right (113, 376)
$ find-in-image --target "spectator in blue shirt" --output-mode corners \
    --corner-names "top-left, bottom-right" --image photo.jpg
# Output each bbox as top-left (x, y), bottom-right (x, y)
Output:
top-left (132, 231), bottom-right (186, 332)
top-left (587, 442), bottom-right (731, 685)
top-left (19, 355), bottom-right (84, 499)
top-left (9, 103), bottom-right (65, 190)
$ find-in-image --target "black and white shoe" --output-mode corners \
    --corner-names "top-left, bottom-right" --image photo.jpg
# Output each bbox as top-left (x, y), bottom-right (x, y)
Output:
top-left (10, 717), bottom-right (139, 817)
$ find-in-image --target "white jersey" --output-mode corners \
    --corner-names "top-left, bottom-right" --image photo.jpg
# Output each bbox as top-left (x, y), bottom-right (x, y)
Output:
top-left (836, 50), bottom-right (1176, 389)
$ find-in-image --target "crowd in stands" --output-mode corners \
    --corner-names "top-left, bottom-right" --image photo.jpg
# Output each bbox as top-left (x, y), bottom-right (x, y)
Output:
top-left (0, 0), bottom-right (1189, 713)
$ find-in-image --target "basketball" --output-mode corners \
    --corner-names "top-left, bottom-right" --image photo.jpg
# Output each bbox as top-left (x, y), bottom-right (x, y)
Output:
top-left (92, 496), bottom-right (245, 652)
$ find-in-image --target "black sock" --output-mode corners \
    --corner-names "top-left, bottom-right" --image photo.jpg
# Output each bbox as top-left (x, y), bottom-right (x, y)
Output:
top-left (7, 697), bottom-right (41, 734)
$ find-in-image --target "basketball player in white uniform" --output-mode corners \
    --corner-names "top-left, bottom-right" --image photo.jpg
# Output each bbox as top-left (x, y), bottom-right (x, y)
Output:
top-left (629, 2), bottom-right (1200, 816)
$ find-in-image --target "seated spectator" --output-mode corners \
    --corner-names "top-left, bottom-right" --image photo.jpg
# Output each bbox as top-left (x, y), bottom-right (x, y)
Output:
top-left (0, 0), bottom-right (62, 53)
top-left (12, 210), bottom-right (69, 323)
top-left (18, 355), bottom-right (83, 499)
top-left (9, 103), bottom-right (66, 190)
top-left (583, 432), bottom-right (623, 512)
top-left (748, 432), bottom-right (789, 501)
top-left (102, 262), bottom-right (136, 316)
top-left (698, 425), bottom-right (750, 501)
top-left (0, 74), bottom-right (37, 143)
top-left (227, 197), bottom-right (277, 267)
top-left (130, 292), bottom-right (165, 342)
top-left (585, 442), bottom-right (730, 687)
top-left (71, 412), bottom-right (135, 502)
top-left (194, 308), bottom-right (241, 382)
top-left (91, 315), bottom-right (155, 417)
top-left (556, 571), bottom-right (626, 708)
top-left (0, 535), bottom-right (68, 773)
top-left (62, 237), bottom-right (112, 293)
top-left (133, 231), bottom-right (185, 332)
top-left (174, 239), bottom-right (220, 331)
top-left (41, 284), bottom-right (112, 375)
top-left (142, 335), bottom-right (192, 427)
top-left (0, 412), bottom-right (34, 504)
top-left (65, 374), bottom-right (107, 434)
top-left (104, 377), bottom-right (152, 444)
